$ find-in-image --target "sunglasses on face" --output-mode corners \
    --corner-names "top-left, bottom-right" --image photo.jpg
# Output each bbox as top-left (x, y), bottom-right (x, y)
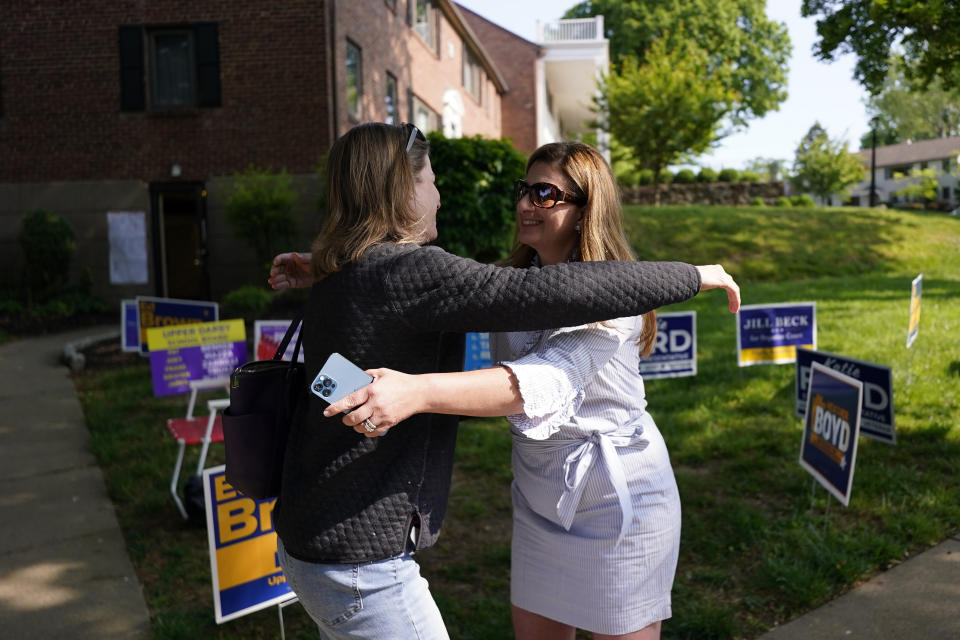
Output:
top-left (403, 123), bottom-right (426, 151)
top-left (513, 179), bottom-right (587, 209)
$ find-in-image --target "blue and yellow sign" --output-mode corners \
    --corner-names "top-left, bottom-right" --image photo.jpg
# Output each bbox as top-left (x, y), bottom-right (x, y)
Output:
top-left (799, 362), bottom-right (863, 506)
top-left (907, 274), bottom-right (922, 348)
top-left (136, 296), bottom-right (219, 354)
top-left (202, 465), bottom-right (295, 623)
top-left (737, 302), bottom-right (816, 366)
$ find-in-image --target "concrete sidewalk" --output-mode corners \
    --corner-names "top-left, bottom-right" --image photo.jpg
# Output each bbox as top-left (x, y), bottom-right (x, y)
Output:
top-left (0, 326), bottom-right (957, 640)
top-left (0, 326), bottom-right (150, 639)
top-left (757, 533), bottom-right (960, 640)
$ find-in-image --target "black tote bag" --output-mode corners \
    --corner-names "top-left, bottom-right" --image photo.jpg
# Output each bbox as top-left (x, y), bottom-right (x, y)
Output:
top-left (222, 308), bottom-right (304, 500)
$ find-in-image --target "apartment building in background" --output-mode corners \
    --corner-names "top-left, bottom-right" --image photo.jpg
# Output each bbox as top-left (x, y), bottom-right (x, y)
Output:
top-left (849, 136), bottom-right (960, 207)
top-left (0, 1), bottom-right (607, 304)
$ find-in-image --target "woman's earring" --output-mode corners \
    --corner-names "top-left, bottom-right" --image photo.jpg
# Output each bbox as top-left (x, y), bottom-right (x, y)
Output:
top-left (575, 222), bottom-right (582, 233)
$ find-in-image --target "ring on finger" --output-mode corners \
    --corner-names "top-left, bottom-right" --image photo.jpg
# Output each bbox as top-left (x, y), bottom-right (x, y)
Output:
top-left (362, 418), bottom-right (377, 433)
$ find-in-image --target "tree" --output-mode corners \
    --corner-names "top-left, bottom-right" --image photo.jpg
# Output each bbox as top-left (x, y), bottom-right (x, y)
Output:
top-left (894, 168), bottom-right (941, 203)
top-left (858, 57), bottom-right (960, 148)
top-left (566, 0), bottom-right (791, 127)
top-left (744, 157), bottom-right (788, 182)
top-left (802, 0), bottom-right (960, 94)
top-left (225, 167), bottom-right (298, 279)
top-left (792, 123), bottom-right (866, 205)
top-left (595, 33), bottom-right (739, 204)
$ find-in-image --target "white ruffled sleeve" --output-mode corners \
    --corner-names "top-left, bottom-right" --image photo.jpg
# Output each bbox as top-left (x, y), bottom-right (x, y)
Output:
top-left (501, 317), bottom-right (638, 440)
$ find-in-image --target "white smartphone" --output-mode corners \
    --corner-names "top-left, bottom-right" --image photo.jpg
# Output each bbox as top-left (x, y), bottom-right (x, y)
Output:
top-left (310, 352), bottom-right (374, 411)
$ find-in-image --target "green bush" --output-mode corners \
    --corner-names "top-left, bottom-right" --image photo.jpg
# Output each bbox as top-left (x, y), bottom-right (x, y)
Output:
top-left (657, 169), bottom-right (674, 184)
top-left (19, 209), bottom-right (76, 304)
top-left (673, 169), bottom-right (697, 184)
top-left (750, 197), bottom-right (766, 206)
top-left (791, 194), bottom-right (816, 207)
top-left (636, 169), bottom-right (655, 185)
top-left (696, 168), bottom-right (718, 183)
top-left (775, 196), bottom-right (793, 207)
top-left (222, 286), bottom-right (272, 319)
top-left (427, 133), bottom-right (527, 262)
top-left (740, 170), bottom-right (762, 182)
top-left (225, 167), bottom-right (298, 277)
top-left (718, 168), bottom-right (740, 182)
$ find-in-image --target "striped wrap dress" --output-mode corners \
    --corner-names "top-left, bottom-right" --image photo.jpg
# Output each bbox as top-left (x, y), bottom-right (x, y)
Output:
top-left (492, 315), bottom-right (681, 635)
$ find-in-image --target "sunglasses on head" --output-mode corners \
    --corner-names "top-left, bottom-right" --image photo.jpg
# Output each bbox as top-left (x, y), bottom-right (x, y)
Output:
top-left (403, 123), bottom-right (426, 151)
top-left (514, 179), bottom-right (587, 209)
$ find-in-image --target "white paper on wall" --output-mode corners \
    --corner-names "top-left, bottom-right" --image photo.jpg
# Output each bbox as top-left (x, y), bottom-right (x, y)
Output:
top-left (107, 211), bottom-right (148, 284)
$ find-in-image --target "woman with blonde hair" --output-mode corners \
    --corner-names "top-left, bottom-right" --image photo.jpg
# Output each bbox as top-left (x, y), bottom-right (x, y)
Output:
top-left (269, 125), bottom-right (739, 640)
top-left (325, 141), bottom-right (710, 639)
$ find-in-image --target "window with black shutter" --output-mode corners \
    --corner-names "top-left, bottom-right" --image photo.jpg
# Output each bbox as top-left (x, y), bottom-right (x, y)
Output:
top-left (118, 22), bottom-right (220, 111)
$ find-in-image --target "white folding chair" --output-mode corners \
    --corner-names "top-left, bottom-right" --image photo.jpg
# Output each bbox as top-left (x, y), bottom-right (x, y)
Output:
top-left (166, 377), bottom-right (230, 519)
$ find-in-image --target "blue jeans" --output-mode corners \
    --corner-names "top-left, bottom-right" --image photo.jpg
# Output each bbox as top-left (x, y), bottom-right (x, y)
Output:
top-left (277, 538), bottom-right (449, 640)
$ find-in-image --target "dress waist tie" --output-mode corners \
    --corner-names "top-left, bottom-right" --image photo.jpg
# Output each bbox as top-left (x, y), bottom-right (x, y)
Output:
top-left (512, 423), bottom-right (649, 548)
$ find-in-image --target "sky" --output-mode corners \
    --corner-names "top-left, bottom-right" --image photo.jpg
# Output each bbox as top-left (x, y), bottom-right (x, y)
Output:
top-left (455, 0), bottom-right (871, 171)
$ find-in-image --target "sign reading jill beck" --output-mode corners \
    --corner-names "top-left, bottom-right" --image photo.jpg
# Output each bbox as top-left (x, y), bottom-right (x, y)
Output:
top-left (737, 302), bottom-right (816, 366)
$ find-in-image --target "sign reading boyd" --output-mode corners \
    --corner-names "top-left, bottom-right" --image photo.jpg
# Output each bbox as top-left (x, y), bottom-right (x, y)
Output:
top-left (799, 362), bottom-right (863, 506)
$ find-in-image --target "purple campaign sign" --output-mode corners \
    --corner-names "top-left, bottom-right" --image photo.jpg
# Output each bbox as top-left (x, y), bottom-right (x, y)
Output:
top-left (149, 342), bottom-right (246, 397)
top-left (639, 312), bottom-right (696, 379)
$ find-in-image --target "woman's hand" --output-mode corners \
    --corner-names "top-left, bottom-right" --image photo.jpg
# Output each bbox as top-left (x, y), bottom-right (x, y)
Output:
top-left (696, 264), bottom-right (741, 313)
top-left (268, 252), bottom-right (313, 290)
top-left (323, 368), bottom-right (427, 438)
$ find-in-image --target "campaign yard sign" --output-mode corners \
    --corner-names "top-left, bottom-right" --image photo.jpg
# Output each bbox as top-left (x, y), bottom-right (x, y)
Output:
top-left (136, 296), bottom-right (219, 354)
top-left (253, 320), bottom-right (304, 362)
top-left (464, 332), bottom-right (492, 371)
top-left (121, 300), bottom-right (140, 352)
top-left (639, 311), bottom-right (696, 379)
top-left (799, 362), bottom-right (863, 506)
top-left (907, 273), bottom-right (922, 348)
top-left (146, 320), bottom-right (246, 396)
top-left (202, 466), bottom-right (295, 623)
top-left (795, 348), bottom-right (895, 444)
top-left (737, 302), bottom-right (816, 366)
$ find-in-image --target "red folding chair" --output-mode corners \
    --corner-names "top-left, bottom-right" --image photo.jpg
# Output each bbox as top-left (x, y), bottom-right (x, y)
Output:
top-left (166, 377), bottom-right (229, 519)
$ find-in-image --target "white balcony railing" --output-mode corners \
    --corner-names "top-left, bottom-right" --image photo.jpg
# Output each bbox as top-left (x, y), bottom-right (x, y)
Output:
top-left (538, 16), bottom-right (605, 43)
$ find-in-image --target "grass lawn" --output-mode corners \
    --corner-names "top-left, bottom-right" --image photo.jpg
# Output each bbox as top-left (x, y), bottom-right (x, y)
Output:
top-left (72, 205), bottom-right (960, 639)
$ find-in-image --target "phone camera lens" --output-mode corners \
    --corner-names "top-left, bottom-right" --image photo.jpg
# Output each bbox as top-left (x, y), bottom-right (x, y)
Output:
top-left (321, 388), bottom-right (332, 397)
top-left (323, 378), bottom-right (333, 388)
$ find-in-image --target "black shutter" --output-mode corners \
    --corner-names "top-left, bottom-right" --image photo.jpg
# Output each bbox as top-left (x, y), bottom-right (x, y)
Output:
top-left (118, 26), bottom-right (145, 111)
top-left (195, 22), bottom-right (221, 108)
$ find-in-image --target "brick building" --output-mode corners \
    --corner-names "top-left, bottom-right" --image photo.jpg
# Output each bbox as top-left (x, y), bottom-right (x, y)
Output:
top-left (0, 0), bottom-right (508, 304)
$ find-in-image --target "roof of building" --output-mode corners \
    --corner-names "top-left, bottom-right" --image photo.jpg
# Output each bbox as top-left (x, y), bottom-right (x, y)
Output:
top-left (441, 1), bottom-right (509, 93)
top-left (859, 135), bottom-right (960, 167)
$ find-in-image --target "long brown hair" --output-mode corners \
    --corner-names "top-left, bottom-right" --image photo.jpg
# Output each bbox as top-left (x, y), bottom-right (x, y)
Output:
top-left (504, 142), bottom-right (658, 355)
top-left (311, 123), bottom-right (430, 277)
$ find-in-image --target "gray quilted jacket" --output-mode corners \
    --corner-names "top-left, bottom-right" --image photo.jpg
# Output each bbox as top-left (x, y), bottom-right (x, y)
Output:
top-left (274, 243), bottom-right (700, 563)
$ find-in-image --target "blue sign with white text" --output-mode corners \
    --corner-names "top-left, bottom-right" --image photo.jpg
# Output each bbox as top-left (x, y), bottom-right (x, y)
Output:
top-left (464, 332), bottom-right (492, 371)
top-left (639, 311), bottom-right (696, 379)
top-left (795, 348), bottom-right (895, 444)
top-left (737, 302), bottom-right (816, 366)
top-left (799, 362), bottom-right (863, 506)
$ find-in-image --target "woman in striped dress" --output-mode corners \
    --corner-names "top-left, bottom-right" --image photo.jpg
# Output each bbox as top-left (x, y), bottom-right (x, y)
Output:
top-left (325, 142), bottom-right (741, 639)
